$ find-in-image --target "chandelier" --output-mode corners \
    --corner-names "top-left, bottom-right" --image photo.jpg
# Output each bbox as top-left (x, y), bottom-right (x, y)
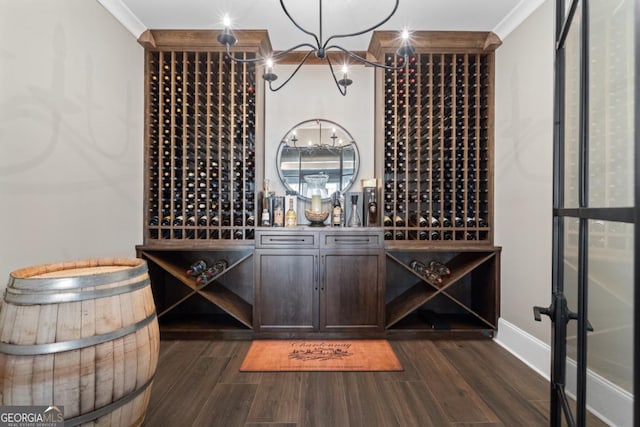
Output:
top-left (284, 119), bottom-right (353, 153)
top-left (217, 0), bottom-right (415, 96)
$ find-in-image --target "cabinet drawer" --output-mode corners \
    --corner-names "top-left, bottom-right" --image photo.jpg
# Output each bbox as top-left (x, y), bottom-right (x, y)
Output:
top-left (321, 232), bottom-right (383, 248)
top-left (256, 231), bottom-right (317, 248)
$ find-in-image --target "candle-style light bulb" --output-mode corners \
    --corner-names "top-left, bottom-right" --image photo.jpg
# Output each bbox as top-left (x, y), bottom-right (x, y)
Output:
top-left (263, 57), bottom-right (278, 82)
top-left (222, 14), bottom-right (231, 29)
top-left (338, 64), bottom-right (352, 89)
top-left (217, 13), bottom-right (237, 46)
top-left (396, 28), bottom-right (415, 57)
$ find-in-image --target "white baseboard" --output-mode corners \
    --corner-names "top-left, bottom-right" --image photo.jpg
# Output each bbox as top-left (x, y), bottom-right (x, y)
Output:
top-left (494, 318), bottom-right (632, 427)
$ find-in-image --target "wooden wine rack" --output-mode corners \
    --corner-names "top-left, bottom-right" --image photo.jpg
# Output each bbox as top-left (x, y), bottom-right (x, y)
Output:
top-left (141, 30), bottom-right (269, 246)
top-left (371, 31), bottom-right (501, 245)
top-left (370, 32), bottom-right (502, 336)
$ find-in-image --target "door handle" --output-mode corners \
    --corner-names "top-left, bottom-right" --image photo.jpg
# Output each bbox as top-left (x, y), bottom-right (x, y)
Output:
top-left (314, 255), bottom-right (318, 290)
top-left (533, 293), bottom-right (594, 332)
top-left (320, 255), bottom-right (325, 291)
top-left (533, 305), bottom-right (552, 322)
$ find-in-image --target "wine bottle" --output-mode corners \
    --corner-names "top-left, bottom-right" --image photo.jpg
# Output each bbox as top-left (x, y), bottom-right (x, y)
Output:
top-left (187, 260), bottom-right (207, 277)
top-left (367, 189), bottom-right (378, 226)
top-left (273, 198), bottom-right (284, 227)
top-left (285, 197), bottom-right (297, 227)
top-left (332, 192), bottom-right (343, 227)
top-left (261, 208), bottom-right (271, 226)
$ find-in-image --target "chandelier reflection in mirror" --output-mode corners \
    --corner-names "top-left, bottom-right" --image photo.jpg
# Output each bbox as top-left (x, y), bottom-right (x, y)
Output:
top-left (276, 119), bottom-right (359, 200)
top-left (217, 0), bottom-right (415, 96)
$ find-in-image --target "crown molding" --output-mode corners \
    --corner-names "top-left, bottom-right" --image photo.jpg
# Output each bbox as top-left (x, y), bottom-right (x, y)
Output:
top-left (97, 0), bottom-right (147, 39)
top-left (492, 0), bottom-right (547, 40)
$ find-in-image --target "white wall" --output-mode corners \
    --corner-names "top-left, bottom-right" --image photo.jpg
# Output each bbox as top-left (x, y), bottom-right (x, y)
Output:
top-left (264, 63), bottom-right (375, 203)
top-left (0, 0), bottom-right (144, 291)
top-left (494, 0), bottom-right (554, 343)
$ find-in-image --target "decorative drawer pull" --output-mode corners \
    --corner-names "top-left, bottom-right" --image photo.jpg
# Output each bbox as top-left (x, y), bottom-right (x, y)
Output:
top-left (269, 238), bottom-right (309, 242)
top-left (334, 238), bottom-right (371, 243)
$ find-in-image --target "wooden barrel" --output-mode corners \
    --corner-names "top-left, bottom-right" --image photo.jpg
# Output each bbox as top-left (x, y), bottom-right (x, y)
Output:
top-left (0, 258), bottom-right (159, 427)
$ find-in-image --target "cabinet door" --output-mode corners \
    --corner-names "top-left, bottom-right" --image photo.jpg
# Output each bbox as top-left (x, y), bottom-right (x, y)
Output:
top-left (254, 249), bottom-right (318, 332)
top-left (320, 250), bottom-right (384, 331)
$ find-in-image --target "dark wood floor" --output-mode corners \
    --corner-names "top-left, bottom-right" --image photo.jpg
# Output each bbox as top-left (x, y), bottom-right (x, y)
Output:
top-left (142, 339), bottom-right (607, 426)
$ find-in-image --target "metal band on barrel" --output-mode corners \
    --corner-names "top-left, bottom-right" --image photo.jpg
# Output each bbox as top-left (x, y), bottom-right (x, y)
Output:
top-left (3, 278), bottom-right (151, 305)
top-left (7, 262), bottom-right (148, 291)
top-left (65, 375), bottom-right (155, 426)
top-left (0, 311), bottom-right (157, 356)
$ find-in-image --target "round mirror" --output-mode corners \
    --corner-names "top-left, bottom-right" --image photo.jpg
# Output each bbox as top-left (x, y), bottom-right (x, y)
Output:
top-left (276, 119), bottom-right (359, 201)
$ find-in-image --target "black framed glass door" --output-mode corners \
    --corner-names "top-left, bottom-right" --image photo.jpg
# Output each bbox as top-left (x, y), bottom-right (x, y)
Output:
top-left (534, 0), bottom-right (638, 425)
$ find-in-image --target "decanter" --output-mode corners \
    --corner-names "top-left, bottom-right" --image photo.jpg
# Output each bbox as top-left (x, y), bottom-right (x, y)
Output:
top-left (347, 194), bottom-right (362, 227)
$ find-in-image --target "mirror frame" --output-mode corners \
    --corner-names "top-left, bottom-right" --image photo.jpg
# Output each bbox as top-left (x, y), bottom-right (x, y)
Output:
top-left (275, 118), bottom-right (360, 201)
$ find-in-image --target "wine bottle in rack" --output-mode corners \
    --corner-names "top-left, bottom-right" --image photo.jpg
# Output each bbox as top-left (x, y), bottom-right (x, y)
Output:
top-left (186, 215), bottom-right (197, 239)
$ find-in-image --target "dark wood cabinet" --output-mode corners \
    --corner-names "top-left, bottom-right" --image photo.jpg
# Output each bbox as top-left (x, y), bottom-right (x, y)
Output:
top-left (254, 228), bottom-right (385, 337)
top-left (254, 249), bottom-right (318, 332)
top-left (320, 250), bottom-right (384, 331)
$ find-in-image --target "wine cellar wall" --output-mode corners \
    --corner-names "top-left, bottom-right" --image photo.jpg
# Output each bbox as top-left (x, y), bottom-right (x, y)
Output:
top-left (143, 31), bottom-right (267, 245)
top-left (373, 32), bottom-right (499, 244)
top-left (371, 31), bottom-right (502, 336)
top-left (137, 30), bottom-right (502, 338)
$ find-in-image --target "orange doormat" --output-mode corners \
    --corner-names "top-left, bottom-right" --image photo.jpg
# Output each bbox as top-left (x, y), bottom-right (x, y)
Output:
top-left (239, 340), bottom-right (403, 372)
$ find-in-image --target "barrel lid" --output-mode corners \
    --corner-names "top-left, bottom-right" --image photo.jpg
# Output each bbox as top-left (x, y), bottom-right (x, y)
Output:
top-left (32, 265), bottom-right (128, 279)
top-left (7, 258), bottom-right (147, 291)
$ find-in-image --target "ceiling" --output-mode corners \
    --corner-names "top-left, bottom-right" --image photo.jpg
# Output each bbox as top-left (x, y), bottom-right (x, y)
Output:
top-left (100, 0), bottom-right (546, 51)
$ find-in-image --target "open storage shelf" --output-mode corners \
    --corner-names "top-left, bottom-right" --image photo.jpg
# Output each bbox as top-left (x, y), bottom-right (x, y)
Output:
top-left (137, 245), bottom-right (255, 338)
top-left (384, 246), bottom-right (500, 338)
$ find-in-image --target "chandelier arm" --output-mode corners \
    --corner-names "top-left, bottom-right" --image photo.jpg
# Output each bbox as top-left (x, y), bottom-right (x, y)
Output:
top-left (279, 0), bottom-right (321, 48)
top-left (223, 42), bottom-right (317, 64)
top-left (267, 50), bottom-right (316, 92)
top-left (322, 0), bottom-right (399, 50)
top-left (326, 45), bottom-right (407, 70)
top-left (270, 43), bottom-right (318, 61)
top-left (325, 55), bottom-right (348, 96)
top-left (223, 44), bottom-right (267, 63)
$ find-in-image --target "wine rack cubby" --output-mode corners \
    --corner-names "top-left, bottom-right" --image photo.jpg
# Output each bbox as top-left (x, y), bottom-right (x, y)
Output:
top-left (385, 247), bottom-right (500, 337)
top-left (371, 31), bottom-right (500, 244)
top-left (142, 30), bottom-right (269, 245)
top-left (138, 246), bottom-right (255, 339)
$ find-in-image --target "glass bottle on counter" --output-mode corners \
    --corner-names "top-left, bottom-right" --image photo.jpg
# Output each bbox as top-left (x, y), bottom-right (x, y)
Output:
top-left (331, 191), bottom-right (342, 227)
top-left (273, 197), bottom-right (284, 227)
top-left (367, 189), bottom-right (378, 226)
top-left (347, 194), bottom-right (362, 227)
top-left (285, 197), bottom-right (297, 227)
